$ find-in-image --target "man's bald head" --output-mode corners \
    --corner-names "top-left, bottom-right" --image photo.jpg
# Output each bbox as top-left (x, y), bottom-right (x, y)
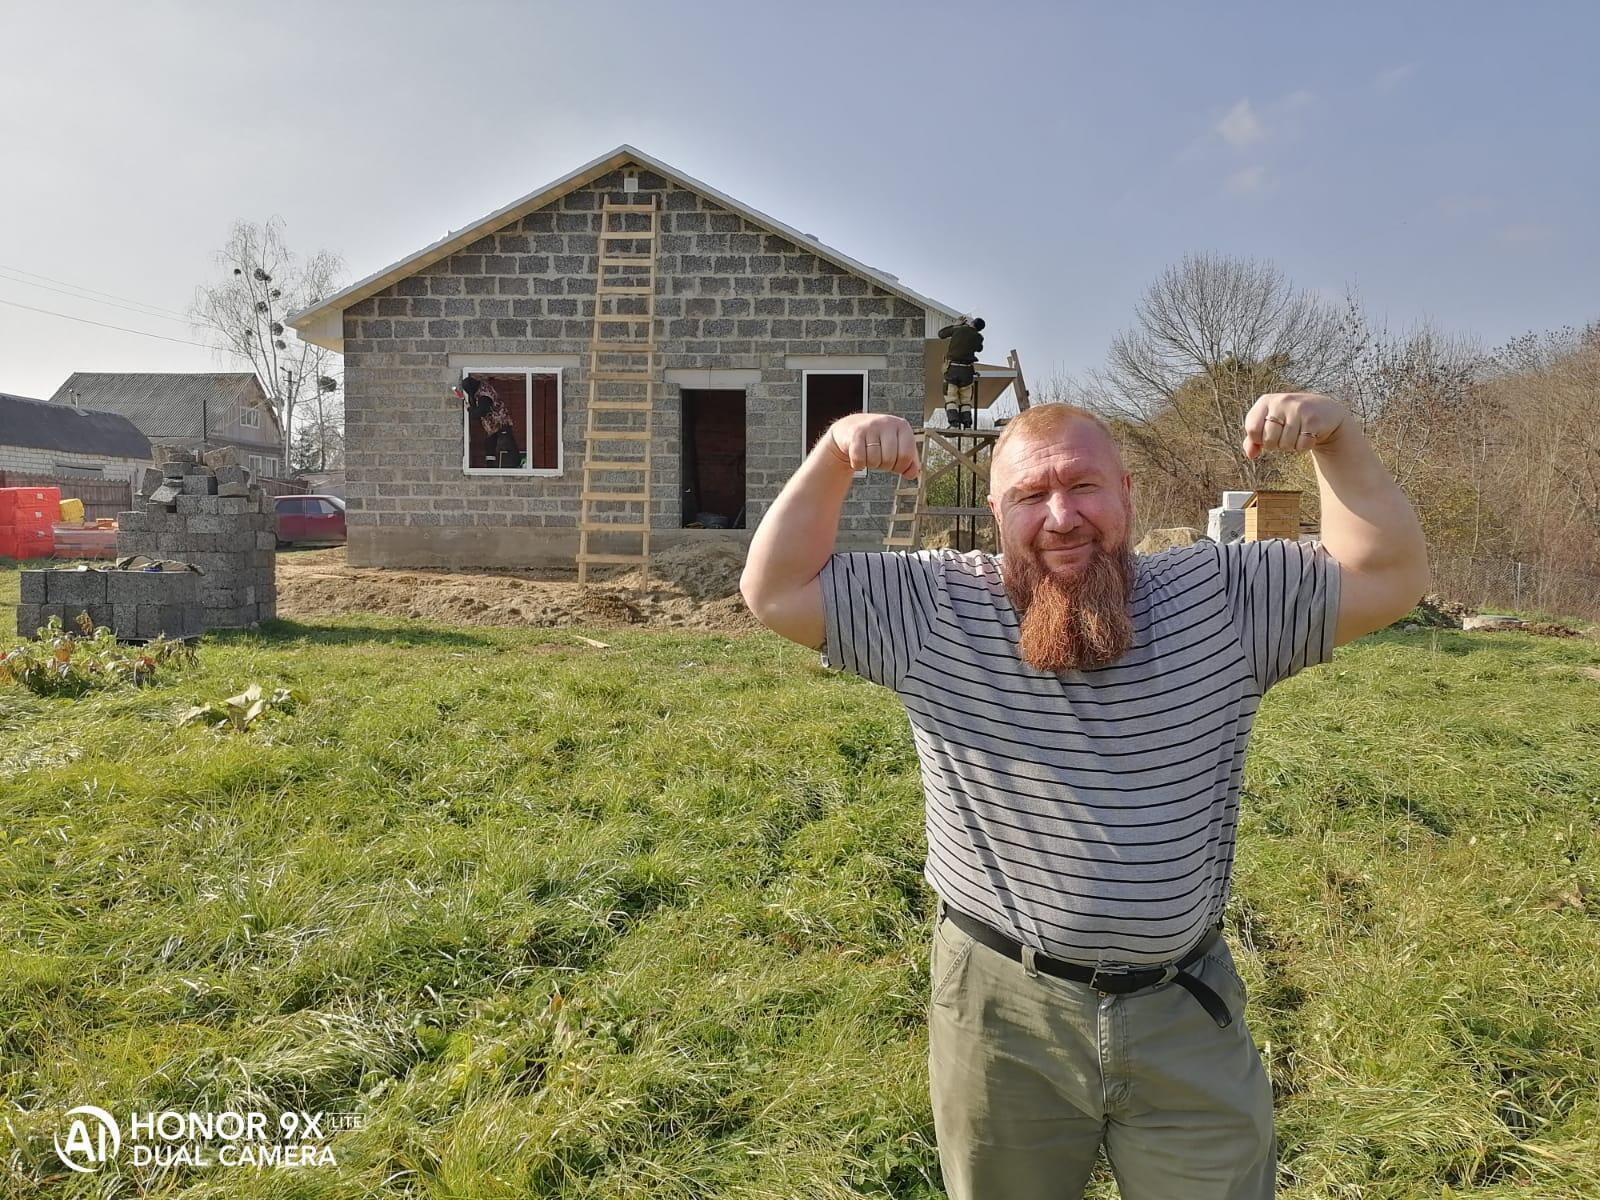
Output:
top-left (989, 403), bottom-right (1127, 502)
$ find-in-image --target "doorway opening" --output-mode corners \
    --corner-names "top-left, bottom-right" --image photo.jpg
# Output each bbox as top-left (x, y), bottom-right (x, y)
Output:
top-left (680, 389), bottom-right (746, 528)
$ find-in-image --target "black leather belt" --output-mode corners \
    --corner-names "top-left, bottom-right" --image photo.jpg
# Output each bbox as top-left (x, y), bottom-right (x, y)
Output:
top-left (937, 899), bottom-right (1234, 1027)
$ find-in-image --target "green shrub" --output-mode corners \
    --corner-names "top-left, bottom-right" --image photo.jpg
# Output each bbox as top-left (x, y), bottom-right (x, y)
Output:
top-left (0, 612), bottom-right (196, 697)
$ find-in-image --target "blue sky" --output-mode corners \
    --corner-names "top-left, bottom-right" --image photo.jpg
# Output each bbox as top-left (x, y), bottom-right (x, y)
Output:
top-left (2, 0), bottom-right (1595, 402)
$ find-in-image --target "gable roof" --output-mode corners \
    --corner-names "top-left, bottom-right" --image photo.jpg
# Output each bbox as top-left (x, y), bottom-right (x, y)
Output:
top-left (0, 391), bottom-right (153, 460)
top-left (46, 373), bottom-right (280, 439)
top-left (289, 143), bottom-right (963, 351)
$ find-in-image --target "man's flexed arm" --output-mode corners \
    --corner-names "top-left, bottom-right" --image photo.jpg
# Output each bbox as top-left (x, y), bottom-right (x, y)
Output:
top-left (739, 413), bottom-right (921, 649)
top-left (1243, 392), bottom-right (1431, 646)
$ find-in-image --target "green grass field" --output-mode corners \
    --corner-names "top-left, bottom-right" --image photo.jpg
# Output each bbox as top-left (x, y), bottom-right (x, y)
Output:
top-left (3, 561), bottom-right (1599, 1198)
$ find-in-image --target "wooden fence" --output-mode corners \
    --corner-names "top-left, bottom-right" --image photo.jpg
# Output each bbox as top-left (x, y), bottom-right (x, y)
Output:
top-left (0, 470), bottom-right (307, 519)
top-left (0, 471), bottom-right (133, 521)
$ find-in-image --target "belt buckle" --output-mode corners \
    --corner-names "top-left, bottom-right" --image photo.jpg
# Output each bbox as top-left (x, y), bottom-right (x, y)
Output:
top-left (1088, 962), bottom-right (1178, 995)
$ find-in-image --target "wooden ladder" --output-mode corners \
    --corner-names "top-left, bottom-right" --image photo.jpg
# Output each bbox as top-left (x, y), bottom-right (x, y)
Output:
top-left (577, 195), bottom-right (659, 587)
top-left (884, 430), bottom-right (927, 549)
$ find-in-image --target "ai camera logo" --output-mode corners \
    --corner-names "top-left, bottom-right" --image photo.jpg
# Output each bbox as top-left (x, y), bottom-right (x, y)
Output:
top-left (54, 1105), bottom-right (121, 1173)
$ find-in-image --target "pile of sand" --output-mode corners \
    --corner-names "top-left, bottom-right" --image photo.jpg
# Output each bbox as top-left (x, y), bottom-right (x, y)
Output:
top-left (275, 544), bottom-right (760, 633)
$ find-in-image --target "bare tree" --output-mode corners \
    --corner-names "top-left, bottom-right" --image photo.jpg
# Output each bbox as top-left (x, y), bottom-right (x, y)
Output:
top-left (1476, 322), bottom-right (1600, 564)
top-left (189, 218), bottom-right (345, 472)
top-left (1335, 297), bottom-right (1486, 492)
top-left (1092, 254), bottom-right (1351, 496)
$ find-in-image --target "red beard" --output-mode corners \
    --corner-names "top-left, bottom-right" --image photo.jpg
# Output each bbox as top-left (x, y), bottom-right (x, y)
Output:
top-left (1003, 541), bottom-right (1137, 673)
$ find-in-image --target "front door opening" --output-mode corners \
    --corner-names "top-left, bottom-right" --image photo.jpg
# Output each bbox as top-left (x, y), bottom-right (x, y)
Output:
top-left (681, 389), bottom-right (746, 528)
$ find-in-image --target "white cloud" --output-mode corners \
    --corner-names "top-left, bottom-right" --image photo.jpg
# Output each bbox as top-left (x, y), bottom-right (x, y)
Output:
top-left (1374, 64), bottom-right (1416, 93)
top-left (1217, 99), bottom-right (1265, 148)
top-left (1225, 165), bottom-right (1269, 195)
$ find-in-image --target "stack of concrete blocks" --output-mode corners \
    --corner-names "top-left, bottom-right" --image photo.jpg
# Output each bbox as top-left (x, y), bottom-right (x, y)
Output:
top-left (1206, 490), bottom-right (1253, 545)
top-left (115, 446), bottom-right (277, 629)
top-left (15, 567), bottom-right (203, 641)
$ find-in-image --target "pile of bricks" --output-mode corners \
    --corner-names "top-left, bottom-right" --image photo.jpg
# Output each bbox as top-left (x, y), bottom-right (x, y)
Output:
top-left (115, 447), bottom-right (277, 629)
top-left (16, 565), bottom-right (203, 641)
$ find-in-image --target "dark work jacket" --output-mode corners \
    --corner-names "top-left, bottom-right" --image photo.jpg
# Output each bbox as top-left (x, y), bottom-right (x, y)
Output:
top-left (939, 323), bottom-right (984, 364)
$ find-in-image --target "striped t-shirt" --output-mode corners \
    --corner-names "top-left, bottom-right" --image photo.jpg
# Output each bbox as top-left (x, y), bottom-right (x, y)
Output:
top-left (818, 538), bottom-right (1341, 968)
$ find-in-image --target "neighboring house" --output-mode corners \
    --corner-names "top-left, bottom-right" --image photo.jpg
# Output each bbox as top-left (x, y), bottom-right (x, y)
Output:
top-left (47, 373), bottom-right (286, 479)
top-left (0, 390), bottom-right (152, 481)
top-left (289, 143), bottom-right (1021, 569)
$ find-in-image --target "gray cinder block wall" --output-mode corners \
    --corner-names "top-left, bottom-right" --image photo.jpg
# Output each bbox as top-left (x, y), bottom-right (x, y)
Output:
top-left (339, 168), bottom-right (929, 567)
top-left (113, 447), bottom-right (277, 628)
top-left (16, 566), bottom-right (202, 641)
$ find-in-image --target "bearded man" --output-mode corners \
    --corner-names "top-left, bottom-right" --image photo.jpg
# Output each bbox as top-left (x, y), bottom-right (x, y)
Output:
top-left (739, 395), bottom-right (1428, 1200)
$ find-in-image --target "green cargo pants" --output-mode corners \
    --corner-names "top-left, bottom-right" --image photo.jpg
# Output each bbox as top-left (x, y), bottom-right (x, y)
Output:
top-left (928, 903), bottom-right (1276, 1199)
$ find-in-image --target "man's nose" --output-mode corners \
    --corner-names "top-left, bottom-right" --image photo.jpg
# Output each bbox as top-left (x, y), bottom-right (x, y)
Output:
top-left (1042, 492), bottom-right (1082, 532)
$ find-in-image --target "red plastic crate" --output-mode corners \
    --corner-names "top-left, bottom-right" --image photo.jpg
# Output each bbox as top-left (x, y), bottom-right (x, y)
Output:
top-left (0, 525), bottom-right (54, 558)
top-left (0, 486), bottom-right (61, 518)
top-left (7, 507), bottom-right (56, 530)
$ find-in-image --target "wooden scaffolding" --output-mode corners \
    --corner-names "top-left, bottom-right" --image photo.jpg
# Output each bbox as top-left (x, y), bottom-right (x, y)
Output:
top-left (885, 347), bottom-right (1030, 551)
top-left (884, 427), bottom-right (1001, 552)
top-left (577, 195), bottom-right (659, 587)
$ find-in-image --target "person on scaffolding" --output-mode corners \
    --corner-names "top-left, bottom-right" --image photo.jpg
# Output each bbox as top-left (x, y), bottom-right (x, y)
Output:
top-left (939, 315), bottom-right (985, 428)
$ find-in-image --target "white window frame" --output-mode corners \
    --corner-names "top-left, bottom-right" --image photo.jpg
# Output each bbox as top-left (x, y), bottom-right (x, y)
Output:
top-left (801, 369), bottom-right (869, 478)
top-left (458, 364), bottom-right (564, 477)
top-left (247, 454), bottom-right (264, 477)
top-left (239, 403), bottom-right (261, 428)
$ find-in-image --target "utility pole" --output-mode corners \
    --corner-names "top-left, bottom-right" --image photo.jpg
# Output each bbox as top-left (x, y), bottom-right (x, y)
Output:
top-left (281, 367), bottom-right (297, 478)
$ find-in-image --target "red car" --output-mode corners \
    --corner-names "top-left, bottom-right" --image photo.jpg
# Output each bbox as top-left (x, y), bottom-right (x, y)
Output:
top-left (275, 494), bottom-right (347, 547)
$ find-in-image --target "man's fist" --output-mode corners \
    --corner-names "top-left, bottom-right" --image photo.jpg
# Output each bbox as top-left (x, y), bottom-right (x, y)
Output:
top-left (1242, 392), bottom-right (1349, 461)
top-left (826, 412), bottom-right (921, 479)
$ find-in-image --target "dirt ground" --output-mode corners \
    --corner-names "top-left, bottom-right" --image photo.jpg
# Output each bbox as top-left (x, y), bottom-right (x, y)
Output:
top-left (275, 542), bottom-right (761, 633)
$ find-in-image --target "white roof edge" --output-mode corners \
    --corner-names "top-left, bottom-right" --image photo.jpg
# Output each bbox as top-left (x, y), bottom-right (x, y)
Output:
top-left (287, 143), bottom-right (964, 349)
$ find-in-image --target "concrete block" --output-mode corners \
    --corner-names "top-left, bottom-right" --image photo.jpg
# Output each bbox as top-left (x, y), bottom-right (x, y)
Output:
top-left (19, 572), bottom-right (46, 604)
top-left (111, 604), bottom-right (138, 637)
top-left (204, 604), bottom-right (256, 629)
top-left (218, 481), bottom-right (250, 497)
top-left (202, 445), bottom-right (239, 469)
top-left (15, 604), bottom-right (43, 637)
top-left (176, 494), bottom-right (205, 514)
top-left (215, 465), bottom-right (247, 486)
top-left (183, 602), bottom-right (204, 631)
top-left (149, 484), bottom-right (181, 507)
top-left (215, 497), bottom-right (251, 516)
top-left (116, 510), bottom-right (148, 533)
top-left (138, 467), bottom-right (164, 496)
top-left (45, 569), bottom-right (108, 605)
top-left (108, 570), bottom-right (199, 607)
top-left (76, 605), bottom-right (113, 633)
top-left (185, 516), bottom-right (227, 535)
top-left (181, 473), bottom-right (218, 495)
top-left (182, 460), bottom-right (209, 476)
top-left (256, 531), bottom-right (277, 549)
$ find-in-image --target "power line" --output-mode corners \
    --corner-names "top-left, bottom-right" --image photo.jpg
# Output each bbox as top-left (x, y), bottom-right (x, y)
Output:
top-left (0, 270), bottom-right (195, 326)
top-left (0, 263), bottom-right (192, 320)
top-left (0, 297), bottom-right (214, 349)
